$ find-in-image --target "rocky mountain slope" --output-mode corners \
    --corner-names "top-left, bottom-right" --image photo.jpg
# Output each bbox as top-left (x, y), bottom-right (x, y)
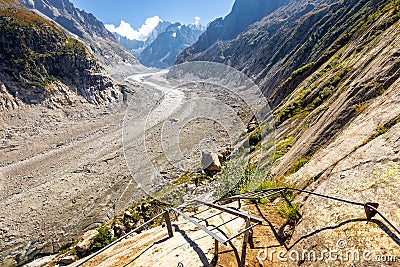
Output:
top-left (37, 0), bottom-right (399, 265)
top-left (180, 0), bottom-right (377, 106)
top-left (178, 0), bottom-right (400, 264)
top-left (271, 1), bottom-right (400, 264)
top-left (18, 0), bottom-right (139, 68)
top-left (139, 23), bottom-right (204, 68)
top-left (177, 0), bottom-right (289, 64)
top-left (177, 0), bottom-right (400, 168)
top-left (0, 0), bottom-right (120, 110)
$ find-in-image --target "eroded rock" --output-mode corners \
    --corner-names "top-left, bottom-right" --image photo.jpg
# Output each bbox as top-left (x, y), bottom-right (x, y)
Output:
top-left (58, 255), bottom-right (76, 265)
top-left (75, 229), bottom-right (97, 254)
top-left (201, 151), bottom-right (222, 172)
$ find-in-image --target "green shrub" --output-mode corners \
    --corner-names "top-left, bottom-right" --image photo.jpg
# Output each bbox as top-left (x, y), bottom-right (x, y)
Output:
top-left (257, 178), bottom-right (293, 201)
top-left (291, 62), bottom-right (316, 77)
top-left (277, 203), bottom-right (301, 224)
top-left (289, 157), bottom-right (310, 174)
top-left (273, 136), bottom-right (294, 161)
top-left (218, 161), bottom-right (271, 198)
top-left (354, 102), bottom-right (367, 115)
top-left (249, 128), bottom-right (262, 150)
top-left (89, 227), bottom-right (115, 253)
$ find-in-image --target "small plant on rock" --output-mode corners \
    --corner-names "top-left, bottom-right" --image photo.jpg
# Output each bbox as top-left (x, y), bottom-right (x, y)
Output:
top-left (89, 227), bottom-right (115, 253)
top-left (277, 203), bottom-right (301, 224)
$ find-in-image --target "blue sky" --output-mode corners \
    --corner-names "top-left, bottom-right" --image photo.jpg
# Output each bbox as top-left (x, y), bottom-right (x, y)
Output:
top-left (69, 0), bottom-right (235, 30)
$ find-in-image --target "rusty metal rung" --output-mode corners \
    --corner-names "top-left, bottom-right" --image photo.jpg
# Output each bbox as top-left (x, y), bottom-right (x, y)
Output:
top-left (208, 216), bottom-right (239, 231)
top-left (194, 211), bottom-right (224, 222)
top-left (224, 221), bottom-right (261, 244)
top-left (195, 200), bottom-right (263, 223)
top-left (217, 189), bottom-right (285, 202)
top-left (172, 208), bottom-right (227, 244)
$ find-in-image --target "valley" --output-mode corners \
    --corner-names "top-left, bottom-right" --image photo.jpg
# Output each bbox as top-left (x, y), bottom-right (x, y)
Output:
top-left (0, 66), bottom-right (253, 265)
top-left (0, 70), bottom-right (167, 264)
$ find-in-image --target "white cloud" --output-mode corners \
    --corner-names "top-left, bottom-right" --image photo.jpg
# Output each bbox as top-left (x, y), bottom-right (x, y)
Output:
top-left (105, 16), bottom-right (162, 41)
top-left (194, 16), bottom-right (201, 27)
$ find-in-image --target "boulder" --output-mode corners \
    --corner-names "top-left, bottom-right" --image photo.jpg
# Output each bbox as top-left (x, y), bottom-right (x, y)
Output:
top-left (75, 241), bottom-right (90, 254)
top-left (113, 222), bottom-right (126, 237)
top-left (75, 229), bottom-right (97, 254)
top-left (201, 151), bottom-right (222, 172)
top-left (247, 122), bottom-right (258, 133)
top-left (58, 255), bottom-right (76, 265)
top-left (278, 224), bottom-right (294, 241)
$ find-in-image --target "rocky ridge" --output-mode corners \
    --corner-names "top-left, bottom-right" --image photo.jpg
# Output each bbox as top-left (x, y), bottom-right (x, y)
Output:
top-left (18, 0), bottom-right (139, 68)
top-left (177, 0), bottom-right (289, 64)
top-left (0, 0), bottom-right (120, 110)
top-left (179, 0), bottom-right (383, 107)
top-left (112, 21), bottom-right (204, 69)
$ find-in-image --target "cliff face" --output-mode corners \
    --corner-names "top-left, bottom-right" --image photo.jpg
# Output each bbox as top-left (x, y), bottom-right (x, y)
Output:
top-left (280, 3), bottom-right (400, 260)
top-left (177, 0), bottom-right (289, 63)
top-left (18, 0), bottom-right (139, 67)
top-left (177, 0), bottom-right (400, 165)
top-left (179, 0), bottom-right (382, 107)
top-left (262, 0), bottom-right (400, 173)
top-left (0, 0), bottom-right (119, 110)
top-left (178, 0), bottom-right (400, 263)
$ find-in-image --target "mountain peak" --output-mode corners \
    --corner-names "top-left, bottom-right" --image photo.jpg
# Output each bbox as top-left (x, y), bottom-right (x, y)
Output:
top-left (111, 19), bottom-right (205, 68)
top-left (138, 21), bottom-right (205, 68)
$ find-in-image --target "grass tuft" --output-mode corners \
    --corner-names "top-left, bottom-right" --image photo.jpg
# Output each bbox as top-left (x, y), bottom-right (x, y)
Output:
top-left (277, 203), bottom-right (301, 224)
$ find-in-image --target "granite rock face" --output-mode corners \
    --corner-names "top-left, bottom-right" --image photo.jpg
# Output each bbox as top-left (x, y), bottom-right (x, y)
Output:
top-left (180, 0), bottom-right (400, 264)
top-left (0, 1), bottom-right (119, 110)
top-left (284, 71), bottom-right (400, 265)
top-left (177, 0), bottom-right (289, 64)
